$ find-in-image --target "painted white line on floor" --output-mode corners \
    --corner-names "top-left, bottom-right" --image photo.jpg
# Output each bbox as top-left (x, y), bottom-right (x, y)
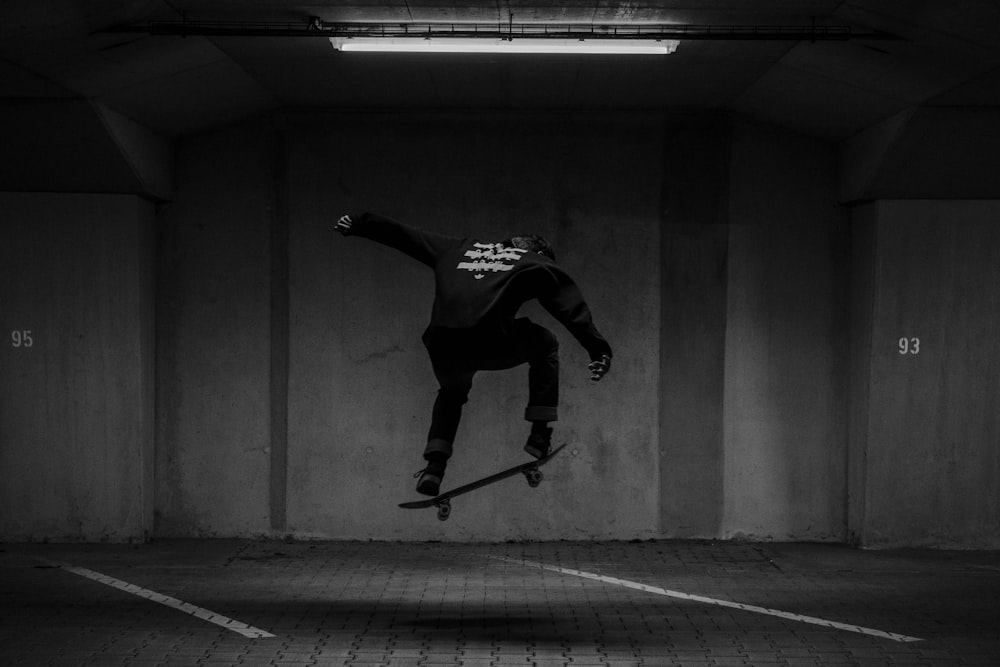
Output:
top-left (490, 556), bottom-right (923, 643)
top-left (61, 565), bottom-right (275, 639)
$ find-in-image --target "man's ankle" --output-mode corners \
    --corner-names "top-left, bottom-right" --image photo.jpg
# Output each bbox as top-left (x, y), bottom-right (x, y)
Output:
top-left (531, 421), bottom-right (551, 435)
top-left (424, 451), bottom-right (448, 472)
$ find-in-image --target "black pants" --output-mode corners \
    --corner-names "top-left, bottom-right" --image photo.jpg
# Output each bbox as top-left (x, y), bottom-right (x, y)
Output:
top-left (421, 318), bottom-right (559, 460)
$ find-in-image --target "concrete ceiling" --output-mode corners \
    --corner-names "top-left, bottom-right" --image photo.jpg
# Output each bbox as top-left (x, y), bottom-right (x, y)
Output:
top-left (1, 2), bottom-right (999, 198)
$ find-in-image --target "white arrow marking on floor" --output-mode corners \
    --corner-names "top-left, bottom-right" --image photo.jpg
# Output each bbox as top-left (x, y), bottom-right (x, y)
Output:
top-left (62, 565), bottom-right (275, 639)
top-left (491, 556), bottom-right (923, 643)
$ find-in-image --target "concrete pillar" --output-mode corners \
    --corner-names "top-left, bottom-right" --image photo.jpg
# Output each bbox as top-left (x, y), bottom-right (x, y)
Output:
top-left (0, 192), bottom-right (154, 541)
top-left (721, 120), bottom-right (849, 541)
top-left (659, 114), bottom-right (731, 537)
top-left (155, 119), bottom-right (275, 537)
top-left (851, 200), bottom-right (1000, 548)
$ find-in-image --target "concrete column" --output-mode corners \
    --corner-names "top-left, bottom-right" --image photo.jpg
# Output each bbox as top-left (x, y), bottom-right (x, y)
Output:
top-left (155, 120), bottom-right (274, 537)
top-left (721, 120), bottom-right (849, 541)
top-left (855, 200), bottom-right (1000, 548)
top-left (659, 114), bottom-right (731, 537)
top-left (0, 193), bottom-right (154, 541)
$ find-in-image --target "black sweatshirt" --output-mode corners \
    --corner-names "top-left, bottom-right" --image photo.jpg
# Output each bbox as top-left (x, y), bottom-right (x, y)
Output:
top-left (344, 213), bottom-right (612, 362)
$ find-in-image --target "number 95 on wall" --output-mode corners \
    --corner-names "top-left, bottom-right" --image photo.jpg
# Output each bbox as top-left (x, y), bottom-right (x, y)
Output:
top-left (10, 330), bottom-right (33, 348)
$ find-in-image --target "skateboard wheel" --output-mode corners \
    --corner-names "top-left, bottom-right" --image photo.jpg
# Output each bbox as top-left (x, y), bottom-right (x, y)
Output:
top-left (436, 501), bottom-right (451, 521)
top-left (525, 468), bottom-right (543, 487)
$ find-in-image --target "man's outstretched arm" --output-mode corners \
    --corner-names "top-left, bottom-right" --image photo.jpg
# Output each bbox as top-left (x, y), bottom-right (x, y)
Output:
top-left (335, 212), bottom-right (461, 267)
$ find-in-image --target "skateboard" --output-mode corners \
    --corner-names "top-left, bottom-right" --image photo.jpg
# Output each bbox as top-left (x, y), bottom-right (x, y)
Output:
top-left (399, 443), bottom-right (567, 521)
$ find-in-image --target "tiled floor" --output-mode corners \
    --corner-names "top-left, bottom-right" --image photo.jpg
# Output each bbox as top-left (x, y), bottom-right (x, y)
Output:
top-left (1, 539), bottom-right (998, 666)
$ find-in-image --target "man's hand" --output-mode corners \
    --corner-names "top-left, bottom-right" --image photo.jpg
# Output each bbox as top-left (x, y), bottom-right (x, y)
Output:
top-left (335, 214), bottom-right (354, 234)
top-left (589, 354), bottom-right (611, 382)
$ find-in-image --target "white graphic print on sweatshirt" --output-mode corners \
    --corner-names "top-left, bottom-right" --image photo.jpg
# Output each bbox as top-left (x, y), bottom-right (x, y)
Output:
top-left (457, 243), bottom-right (527, 279)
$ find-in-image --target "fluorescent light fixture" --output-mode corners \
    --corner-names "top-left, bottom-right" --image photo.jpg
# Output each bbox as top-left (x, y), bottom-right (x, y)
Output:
top-left (330, 37), bottom-right (677, 55)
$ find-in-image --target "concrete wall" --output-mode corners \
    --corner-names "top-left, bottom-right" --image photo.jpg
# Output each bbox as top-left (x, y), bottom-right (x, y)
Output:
top-left (156, 112), bottom-right (663, 540)
top-left (0, 192), bottom-right (154, 541)
top-left (721, 120), bottom-right (849, 541)
top-left (851, 200), bottom-right (1000, 548)
top-left (12, 112), bottom-right (983, 547)
top-left (152, 112), bottom-right (875, 543)
top-left (155, 120), bottom-right (275, 536)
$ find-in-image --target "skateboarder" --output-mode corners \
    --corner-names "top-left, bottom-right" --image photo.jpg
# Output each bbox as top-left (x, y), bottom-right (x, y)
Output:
top-left (335, 212), bottom-right (612, 496)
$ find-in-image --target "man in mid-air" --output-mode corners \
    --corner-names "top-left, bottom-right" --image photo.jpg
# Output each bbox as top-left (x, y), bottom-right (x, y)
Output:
top-left (335, 212), bottom-right (612, 496)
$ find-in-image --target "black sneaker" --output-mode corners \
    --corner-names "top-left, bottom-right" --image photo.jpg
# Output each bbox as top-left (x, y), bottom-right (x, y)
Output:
top-left (524, 427), bottom-right (553, 459)
top-left (414, 461), bottom-right (446, 496)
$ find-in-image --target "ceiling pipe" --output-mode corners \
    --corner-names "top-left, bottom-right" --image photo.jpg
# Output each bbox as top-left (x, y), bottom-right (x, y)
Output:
top-left (99, 18), bottom-right (901, 42)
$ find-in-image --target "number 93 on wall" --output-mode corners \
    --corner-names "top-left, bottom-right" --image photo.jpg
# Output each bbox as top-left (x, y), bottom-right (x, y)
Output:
top-left (898, 337), bottom-right (920, 355)
top-left (10, 330), bottom-right (33, 348)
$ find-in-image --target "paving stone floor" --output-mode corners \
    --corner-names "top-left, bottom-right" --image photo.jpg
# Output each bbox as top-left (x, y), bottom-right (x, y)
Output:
top-left (1, 539), bottom-right (998, 666)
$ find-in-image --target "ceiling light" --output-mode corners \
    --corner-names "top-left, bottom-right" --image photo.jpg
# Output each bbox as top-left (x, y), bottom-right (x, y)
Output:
top-left (329, 37), bottom-right (677, 55)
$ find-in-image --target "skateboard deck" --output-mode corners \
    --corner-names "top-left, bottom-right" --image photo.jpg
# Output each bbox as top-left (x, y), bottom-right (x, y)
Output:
top-left (399, 443), bottom-right (567, 521)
